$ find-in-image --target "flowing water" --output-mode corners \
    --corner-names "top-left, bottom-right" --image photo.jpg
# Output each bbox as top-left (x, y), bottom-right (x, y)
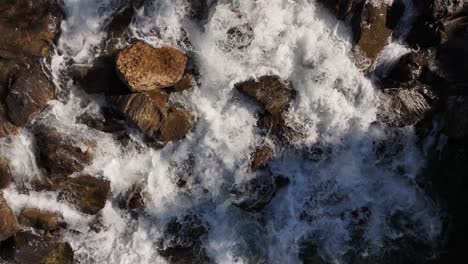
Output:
top-left (1, 0), bottom-right (442, 263)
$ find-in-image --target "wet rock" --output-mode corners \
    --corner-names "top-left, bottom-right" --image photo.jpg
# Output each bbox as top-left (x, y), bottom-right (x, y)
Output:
top-left (19, 208), bottom-right (59, 231)
top-left (377, 52), bottom-right (425, 88)
top-left (231, 171), bottom-right (290, 212)
top-left (171, 74), bottom-right (195, 93)
top-left (112, 90), bottom-right (169, 137)
top-left (34, 126), bottom-right (95, 177)
top-left (221, 24), bottom-right (254, 51)
top-left (5, 66), bottom-right (55, 127)
top-left (432, 0), bottom-right (468, 20)
top-left (319, 0), bottom-right (353, 20)
top-left (157, 214), bottom-right (211, 264)
top-left (0, 0), bottom-right (63, 58)
top-left (0, 194), bottom-right (18, 242)
top-left (236, 76), bottom-right (295, 118)
top-left (404, 2), bottom-right (442, 48)
top-left (250, 143), bottom-right (274, 171)
top-left (116, 42), bottom-right (188, 92)
top-left (56, 175), bottom-right (111, 215)
top-left (158, 106), bottom-right (194, 142)
top-left (117, 184), bottom-right (146, 212)
top-left (0, 114), bottom-right (19, 139)
top-left (0, 157), bottom-right (13, 189)
top-left (41, 242), bottom-right (74, 264)
top-left (257, 113), bottom-right (306, 145)
top-left (353, 1), bottom-right (391, 63)
top-left (378, 87), bottom-right (435, 127)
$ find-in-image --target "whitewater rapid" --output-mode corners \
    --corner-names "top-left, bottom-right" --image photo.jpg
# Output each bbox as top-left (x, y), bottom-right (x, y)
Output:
top-left (0, 0), bottom-right (442, 263)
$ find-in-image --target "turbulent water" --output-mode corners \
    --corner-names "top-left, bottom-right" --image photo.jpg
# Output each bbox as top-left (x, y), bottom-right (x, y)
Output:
top-left (0, 0), bottom-right (442, 263)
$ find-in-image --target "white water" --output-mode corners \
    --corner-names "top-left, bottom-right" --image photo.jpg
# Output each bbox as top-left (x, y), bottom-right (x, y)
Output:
top-left (1, 0), bottom-right (441, 263)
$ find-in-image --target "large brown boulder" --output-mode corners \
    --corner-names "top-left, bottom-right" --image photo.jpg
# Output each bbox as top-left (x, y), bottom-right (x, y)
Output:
top-left (0, 194), bottom-right (18, 242)
top-left (113, 90), bottom-right (169, 137)
top-left (319, 0), bottom-right (353, 20)
top-left (0, 0), bottom-right (63, 58)
top-left (353, 1), bottom-right (391, 63)
top-left (5, 66), bottom-right (55, 127)
top-left (116, 42), bottom-right (188, 92)
top-left (0, 157), bottom-right (13, 189)
top-left (56, 175), bottom-right (111, 215)
top-left (19, 208), bottom-right (59, 231)
top-left (159, 106), bottom-right (194, 142)
top-left (236, 76), bottom-right (295, 118)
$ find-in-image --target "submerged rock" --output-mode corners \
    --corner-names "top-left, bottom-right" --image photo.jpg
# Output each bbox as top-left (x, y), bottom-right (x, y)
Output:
top-left (236, 76), bottom-right (295, 118)
top-left (158, 106), bottom-right (194, 142)
top-left (19, 208), bottom-right (59, 231)
top-left (116, 42), bottom-right (188, 92)
top-left (157, 214), bottom-right (211, 264)
top-left (0, 0), bottom-right (63, 58)
top-left (5, 66), bottom-right (55, 127)
top-left (56, 175), bottom-right (111, 215)
top-left (230, 171), bottom-right (289, 212)
top-left (352, 1), bottom-right (391, 63)
top-left (0, 194), bottom-right (18, 242)
top-left (319, 0), bottom-right (353, 20)
top-left (0, 157), bottom-right (13, 189)
top-left (112, 90), bottom-right (169, 137)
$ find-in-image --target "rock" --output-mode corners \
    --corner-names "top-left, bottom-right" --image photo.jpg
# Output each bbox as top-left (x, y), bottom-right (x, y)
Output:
top-left (5, 66), bottom-right (55, 127)
top-left (220, 24), bottom-right (254, 51)
top-left (377, 52), bottom-right (425, 88)
top-left (0, 116), bottom-right (18, 139)
top-left (230, 171), bottom-right (289, 212)
top-left (41, 242), bottom-right (74, 264)
top-left (0, 157), bottom-right (13, 189)
top-left (56, 175), bottom-right (111, 215)
top-left (319, 0), bottom-right (353, 20)
top-left (158, 106), bottom-right (194, 142)
top-left (378, 87), bottom-right (435, 127)
top-left (117, 184), bottom-right (146, 212)
top-left (0, 0), bottom-right (63, 58)
top-left (34, 126), bottom-right (95, 177)
top-left (236, 76), bottom-right (295, 118)
top-left (171, 74), bottom-right (195, 92)
top-left (404, 2), bottom-right (442, 48)
top-left (443, 96), bottom-right (468, 139)
top-left (257, 113), bottom-right (306, 145)
top-left (352, 1), bottom-right (391, 63)
top-left (116, 42), bottom-right (188, 92)
top-left (0, 194), bottom-right (18, 242)
top-left (113, 90), bottom-right (169, 137)
top-left (157, 214), bottom-right (211, 264)
top-left (386, 0), bottom-right (405, 30)
top-left (432, 0), bottom-right (468, 20)
top-left (19, 208), bottom-right (59, 231)
top-left (250, 143), bottom-right (274, 171)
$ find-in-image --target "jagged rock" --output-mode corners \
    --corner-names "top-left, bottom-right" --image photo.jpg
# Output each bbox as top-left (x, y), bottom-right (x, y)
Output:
top-left (172, 74), bottom-right (195, 92)
top-left (0, 157), bottom-right (13, 189)
top-left (250, 143), bottom-right (274, 171)
top-left (236, 76), bottom-right (295, 118)
top-left (0, 194), bottom-right (18, 242)
top-left (157, 214), bottom-right (211, 264)
top-left (113, 90), bottom-right (169, 137)
top-left (352, 1), bottom-right (391, 63)
top-left (5, 66), bottom-right (55, 127)
top-left (34, 126), bottom-right (95, 177)
top-left (56, 175), bottom-right (111, 215)
top-left (159, 106), bottom-right (194, 142)
top-left (41, 242), bottom-right (74, 264)
top-left (378, 87), bottom-right (435, 127)
top-left (230, 171), bottom-right (289, 212)
top-left (319, 0), bottom-right (353, 20)
top-left (116, 42), bottom-right (188, 92)
top-left (19, 208), bottom-right (59, 231)
top-left (0, 0), bottom-right (63, 58)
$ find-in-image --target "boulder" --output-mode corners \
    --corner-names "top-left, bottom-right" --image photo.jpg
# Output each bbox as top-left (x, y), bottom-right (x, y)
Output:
top-left (0, 0), bottom-right (63, 58)
top-left (56, 175), bottom-right (111, 215)
top-left (230, 171), bottom-right (289, 212)
top-left (158, 106), bottom-right (194, 142)
top-left (112, 90), bottom-right (169, 137)
top-left (171, 74), bottom-right (195, 92)
top-left (257, 113), bottom-right (305, 144)
top-left (0, 157), bottom-right (13, 189)
top-left (157, 214), bottom-right (211, 264)
top-left (250, 143), bottom-right (274, 171)
top-left (236, 76), bottom-right (295, 118)
top-left (5, 66), bottom-right (55, 127)
top-left (116, 42), bottom-right (188, 92)
top-left (319, 0), bottom-right (353, 20)
top-left (19, 208), bottom-right (59, 231)
top-left (34, 126), bottom-right (95, 177)
top-left (0, 194), bottom-right (18, 242)
top-left (352, 1), bottom-right (391, 62)
top-left (376, 51), bottom-right (428, 88)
